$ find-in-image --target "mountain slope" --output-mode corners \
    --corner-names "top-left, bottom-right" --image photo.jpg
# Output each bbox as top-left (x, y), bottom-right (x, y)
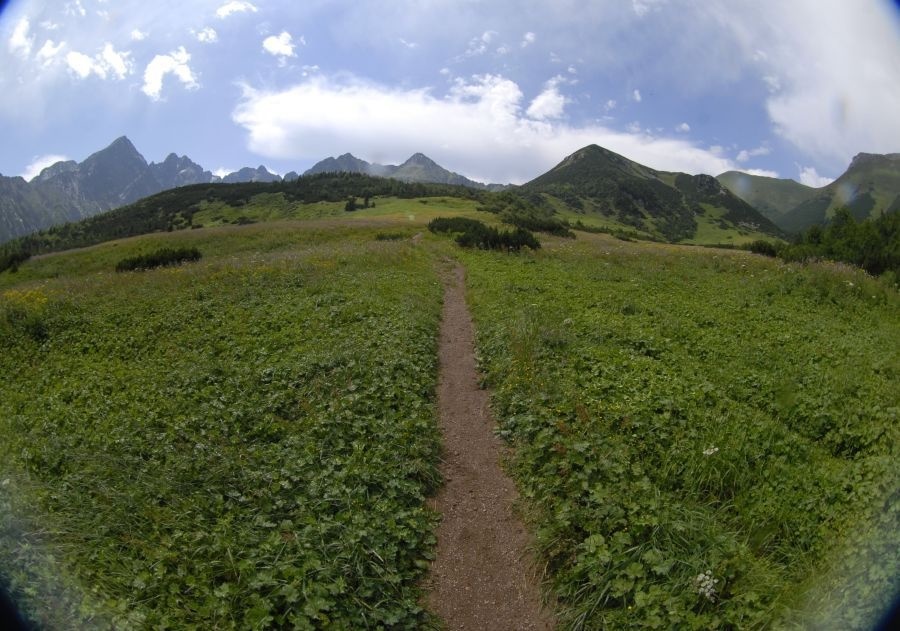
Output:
top-left (524, 144), bottom-right (782, 242)
top-left (716, 172), bottom-right (815, 224)
top-left (718, 153), bottom-right (900, 233)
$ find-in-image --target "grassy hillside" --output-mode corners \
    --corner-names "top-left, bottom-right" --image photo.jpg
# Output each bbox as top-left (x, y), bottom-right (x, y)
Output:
top-left (461, 237), bottom-right (898, 629)
top-left (1, 201), bottom-right (897, 628)
top-left (719, 153), bottom-right (900, 234)
top-left (715, 172), bottom-right (815, 224)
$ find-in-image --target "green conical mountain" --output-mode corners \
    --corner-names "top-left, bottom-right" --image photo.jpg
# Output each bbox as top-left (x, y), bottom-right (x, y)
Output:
top-left (524, 144), bottom-right (782, 242)
top-left (718, 153), bottom-right (900, 233)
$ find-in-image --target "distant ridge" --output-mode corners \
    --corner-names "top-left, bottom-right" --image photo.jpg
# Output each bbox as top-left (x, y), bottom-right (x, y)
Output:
top-left (718, 152), bottom-right (900, 232)
top-left (303, 152), bottom-right (506, 190)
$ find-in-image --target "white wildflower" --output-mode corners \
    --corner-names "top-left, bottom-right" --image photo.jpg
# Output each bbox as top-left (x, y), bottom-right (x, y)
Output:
top-left (702, 446), bottom-right (719, 456)
top-left (694, 570), bottom-right (719, 602)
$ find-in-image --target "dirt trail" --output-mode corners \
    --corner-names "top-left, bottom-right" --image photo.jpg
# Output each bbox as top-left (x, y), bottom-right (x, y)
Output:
top-left (425, 263), bottom-right (554, 630)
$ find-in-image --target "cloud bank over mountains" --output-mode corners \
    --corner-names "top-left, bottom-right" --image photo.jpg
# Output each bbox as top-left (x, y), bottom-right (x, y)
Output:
top-left (1, 0), bottom-right (898, 184)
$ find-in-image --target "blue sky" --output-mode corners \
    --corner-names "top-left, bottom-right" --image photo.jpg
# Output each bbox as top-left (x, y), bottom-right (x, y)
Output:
top-left (2, 0), bottom-right (899, 185)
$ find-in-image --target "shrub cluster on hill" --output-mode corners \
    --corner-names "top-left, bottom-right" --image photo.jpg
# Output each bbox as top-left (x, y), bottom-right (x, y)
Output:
top-left (746, 208), bottom-right (899, 282)
top-left (0, 248), bottom-right (31, 274)
top-left (115, 247), bottom-right (202, 272)
top-left (477, 191), bottom-right (575, 237)
top-left (427, 217), bottom-right (540, 252)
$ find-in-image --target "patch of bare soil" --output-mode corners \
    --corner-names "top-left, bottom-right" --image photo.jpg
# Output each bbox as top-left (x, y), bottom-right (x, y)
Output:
top-left (424, 263), bottom-right (555, 630)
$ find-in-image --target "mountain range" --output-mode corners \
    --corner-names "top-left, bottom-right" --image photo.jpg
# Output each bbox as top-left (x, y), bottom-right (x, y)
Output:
top-left (0, 138), bottom-right (501, 243)
top-left (717, 152), bottom-right (900, 233)
top-left (1, 135), bottom-right (898, 245)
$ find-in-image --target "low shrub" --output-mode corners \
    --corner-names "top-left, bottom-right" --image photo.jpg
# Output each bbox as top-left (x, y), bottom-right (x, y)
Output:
top-left (115, 247), bottom-right (202, 272)
top-left (428, 217), bottom-right (540, 252)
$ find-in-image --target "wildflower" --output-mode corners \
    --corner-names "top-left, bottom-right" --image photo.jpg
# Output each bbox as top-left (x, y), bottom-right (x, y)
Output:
top-left (694, 570), bottom-right (719, 602)
top-left (703, 446), bottom-right (719, 456)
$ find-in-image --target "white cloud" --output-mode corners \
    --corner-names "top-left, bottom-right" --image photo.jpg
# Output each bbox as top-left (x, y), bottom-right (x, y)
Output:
top-left (463, 30), bottom-right (498, 57)
top-left (130, 29), bottom-right (147, 41)
top-left (233, 74), bottom-right (744, 184)
top-left (9, 18), bottom-right (34, 58)
top-left (65, 1), bottom-right (86, 18)
top-left (141, 47), bottom-right (198, 100)
top-left (743, 168), bottom-right (780, 178)
top-left (36, 40), bottom-right (65, 66)
top-left (711, 0), bottom-right (900, 168)
top-left (735, 145), bottom-right (770, 162)
top-left (676, 122), bottom-right (690, 132)
top-left (195, 27), bottom-right (218, 43)
top-left (262, 32), bottom-right (296, 63)
top-left (216, 1), bottom-right (258, 19)
top-left (632, 0), bottom-right (667, 17)
top-left (632, 88), bottom-right (642, 102)
top-left (797, 165), bottom-right (834, 188)
top-left (21, 154), bottom-right (69, 181)
top-left (605, 99), bottom-right (617, 111)
top-left (521, 31), bottom-right (536, 47)
top-left (399, 38), bottom-right (417, 49)
top-left (100, 44), bottom-right (132, 79)
top-left (65, 44), bottom-right (132, 80)
top-left (212, 167), bottom-right (232, 178)
top-left (65, 51), bottom-right (95, 78)
top-left (527, 77), bottom-right (567, 120)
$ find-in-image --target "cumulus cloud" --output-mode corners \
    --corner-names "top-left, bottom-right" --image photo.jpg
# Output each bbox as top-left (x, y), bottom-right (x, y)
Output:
top-left (195, 27), bottom-right (218, 43)
top-left (130, 29), bottom-right (147, 41)
top-left (21, 154), bottom-right (69, 181)
top-left (9, 18), bottom-right (34, 58)
top-left (797, 165), bottom-right (834, 188)
top-left (141, 46), bottom-right (198, 100)
top-left (735, 145), bottom-right (770, 162)
top-left (233, 74), bottom-right (745, 184)
top-left (36, 40), bottom-right (65, 66)
top-left (521, 31), bottom-right (536, 47)
top-left (65, 43), bottom-right (133, 80)
top-left (262, 31), bottom-right (297, 64)
top-left (527, 77), bottom-right (568, 120)
top-left (676, 122), bottom-right (690, 132)
top-left (632, 88), bottom-right (642, 102)
top-left (216, 1), bottom-right (257, 19)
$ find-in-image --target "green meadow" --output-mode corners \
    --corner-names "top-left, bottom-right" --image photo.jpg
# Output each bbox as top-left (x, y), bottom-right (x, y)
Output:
top-left (1, 200), bottom-right (897, 629)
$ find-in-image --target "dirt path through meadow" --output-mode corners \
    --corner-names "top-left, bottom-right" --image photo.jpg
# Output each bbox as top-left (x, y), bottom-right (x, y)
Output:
top-left (424, 262), bottom-right (554, 630)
